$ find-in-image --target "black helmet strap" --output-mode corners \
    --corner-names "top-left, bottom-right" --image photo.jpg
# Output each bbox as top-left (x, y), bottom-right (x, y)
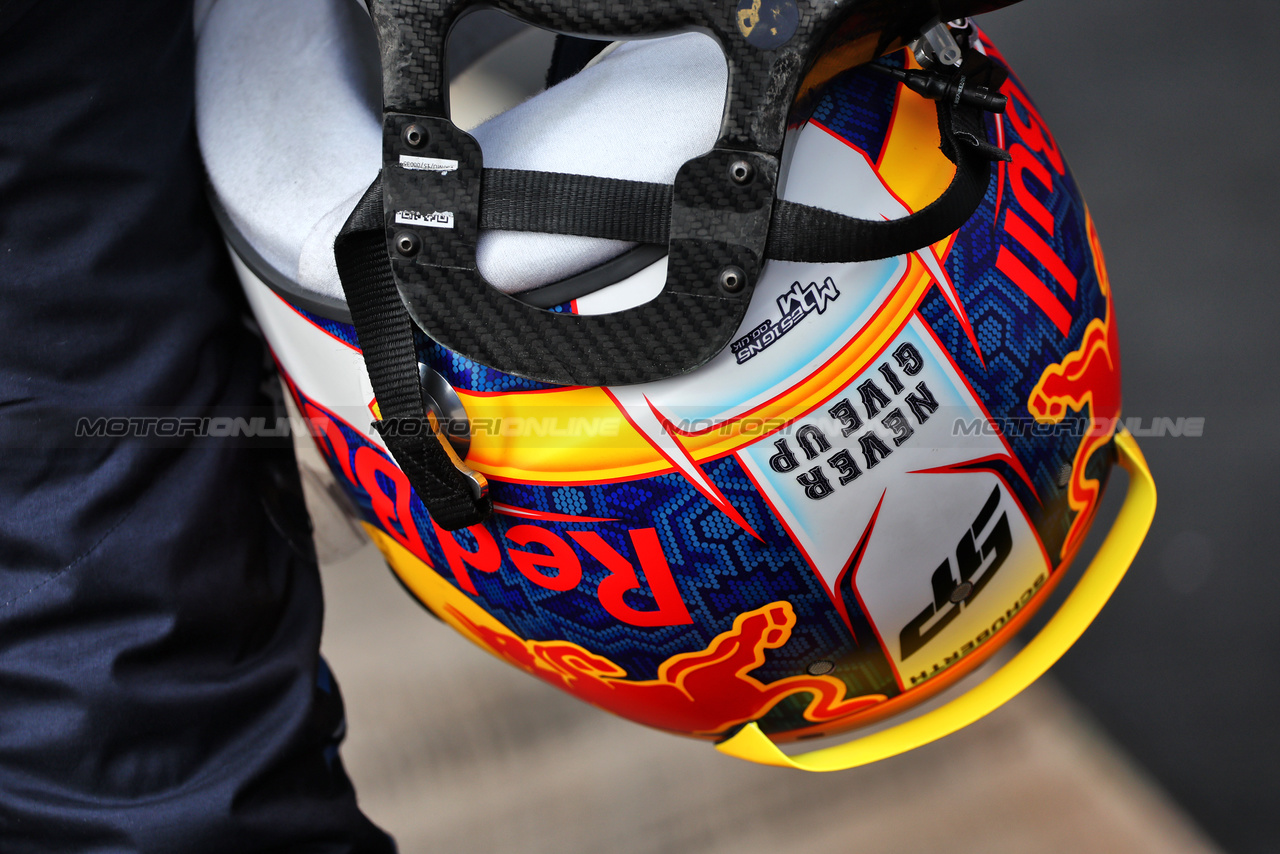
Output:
top-left (334, 55), bottom-right (1008, 531)
top-left (335, 182), bottom-right (492, 532)
top-left (361, 0), bottom-right (1022, 390)
top-left (337, 0), bottom-right (1013, 529)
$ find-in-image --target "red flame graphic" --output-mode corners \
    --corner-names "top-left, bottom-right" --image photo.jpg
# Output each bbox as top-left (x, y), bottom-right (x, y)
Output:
top-left (1028, 215), bottom-right (1121, 558)
top-left (448, 600), bottom-right (886, 738)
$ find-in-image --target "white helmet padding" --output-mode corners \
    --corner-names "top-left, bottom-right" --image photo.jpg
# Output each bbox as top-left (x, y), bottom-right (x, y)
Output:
top-left (196, 0), bottom-right (726, 302)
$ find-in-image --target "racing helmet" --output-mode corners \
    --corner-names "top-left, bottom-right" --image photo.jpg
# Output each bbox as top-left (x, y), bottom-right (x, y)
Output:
top-left (195, 0), bottom-right (1156, 770)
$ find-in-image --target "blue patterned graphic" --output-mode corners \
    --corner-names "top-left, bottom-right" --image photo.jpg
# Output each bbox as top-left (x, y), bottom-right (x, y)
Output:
top-left (414, 328), bottom-right (563, 394)
top-left (292, 380), bottom-right (896, 734)
top-left (806, 54), bottom-right (904, 164)
top-left (293, 305), bottom-right (361, 350)
top-left (918, 65), bottom-right (1114, 562)
top-left (291, 298), bottom-right (570, 393)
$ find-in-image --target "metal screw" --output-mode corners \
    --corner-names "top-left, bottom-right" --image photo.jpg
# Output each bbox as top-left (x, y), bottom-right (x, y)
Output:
top-left (718, 265), bottom-right (746, 293)
top-left (394, 231), bottom-right (420, 257)
top-left (806, 660), bottom-right (835, 676)
top-left (949, 581), bottom-right (973, 603)
top-left (402, 123), bottom-right (428, 149)
top-left (728, 159), bottom-right (754, 184)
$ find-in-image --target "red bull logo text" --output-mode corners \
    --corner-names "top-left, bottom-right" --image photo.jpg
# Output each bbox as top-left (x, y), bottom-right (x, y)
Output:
top-left (292, 389), bottom-right (891, 738)
top-left (299, 394), bottom-right (697, 628)
top-left (996, 77), bottom-right (1076, 337)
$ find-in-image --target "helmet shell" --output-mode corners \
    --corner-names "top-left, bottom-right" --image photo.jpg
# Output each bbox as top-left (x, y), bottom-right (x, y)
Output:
top-left (244, 30), bottom-right (1120, 743)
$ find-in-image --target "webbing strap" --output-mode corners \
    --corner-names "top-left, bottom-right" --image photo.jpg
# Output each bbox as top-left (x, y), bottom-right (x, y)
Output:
top-left (476, 99), bottom-right (1006, 261)
top-left (334, 96), bottom-right (1004, 530)
top-left (334, 180), bottom-right (490, 531)
top-left (768, 98), bottom-right (1007, 261)
top-left (482, 169), bottom-right (671, 245)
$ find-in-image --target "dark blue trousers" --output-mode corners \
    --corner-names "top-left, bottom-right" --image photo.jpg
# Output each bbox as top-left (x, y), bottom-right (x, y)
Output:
top-left (0, 1), bottom-right (395, 850)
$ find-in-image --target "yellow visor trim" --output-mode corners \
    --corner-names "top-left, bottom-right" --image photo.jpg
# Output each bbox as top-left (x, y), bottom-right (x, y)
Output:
top-left (715, 429), bottom-right (1156, 771)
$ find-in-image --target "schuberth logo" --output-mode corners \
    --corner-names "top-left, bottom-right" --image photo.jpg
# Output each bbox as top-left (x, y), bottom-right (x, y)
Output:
top-left (731, 277), bottom-right (839, 364)
top-left (899, 486), bottom-right (1012, 661)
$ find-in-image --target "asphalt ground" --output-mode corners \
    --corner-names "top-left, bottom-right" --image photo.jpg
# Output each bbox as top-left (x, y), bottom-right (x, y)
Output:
top-left (978, 4), bottom-right (1280, 852)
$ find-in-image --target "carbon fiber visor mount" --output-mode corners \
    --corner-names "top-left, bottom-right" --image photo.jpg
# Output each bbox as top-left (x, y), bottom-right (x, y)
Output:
top-left (367, 0), bottom-right (935, 386)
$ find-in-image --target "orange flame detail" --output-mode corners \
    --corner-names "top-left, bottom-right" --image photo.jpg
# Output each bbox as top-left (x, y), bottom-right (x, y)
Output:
top-left (448, 601), bottom-right (886, 738)
top-left (1028, 212), bottom-right (1121, 558)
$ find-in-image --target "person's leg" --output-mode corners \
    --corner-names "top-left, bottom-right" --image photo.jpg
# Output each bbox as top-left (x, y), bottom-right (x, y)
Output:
top-left (0, 2), bottom-right (393, 850)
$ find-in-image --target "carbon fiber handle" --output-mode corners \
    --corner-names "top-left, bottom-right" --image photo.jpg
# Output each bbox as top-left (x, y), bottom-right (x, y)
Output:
top-left (370, 0), bottom-right (860, 151)
top-left (365, 0), bottom-right (1014, 385)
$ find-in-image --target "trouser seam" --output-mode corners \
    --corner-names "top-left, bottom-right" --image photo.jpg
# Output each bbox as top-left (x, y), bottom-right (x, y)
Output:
top-left (0, 503), bottom-right (139, 611)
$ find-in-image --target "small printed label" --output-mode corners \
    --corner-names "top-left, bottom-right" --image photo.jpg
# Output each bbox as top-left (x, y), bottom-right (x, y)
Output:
top-left (399, 154), bottom-right (459, 174)
top-left (731, 277), bottom-right (840, 364)
top-left (395, 210), bottom-right (454, 229)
